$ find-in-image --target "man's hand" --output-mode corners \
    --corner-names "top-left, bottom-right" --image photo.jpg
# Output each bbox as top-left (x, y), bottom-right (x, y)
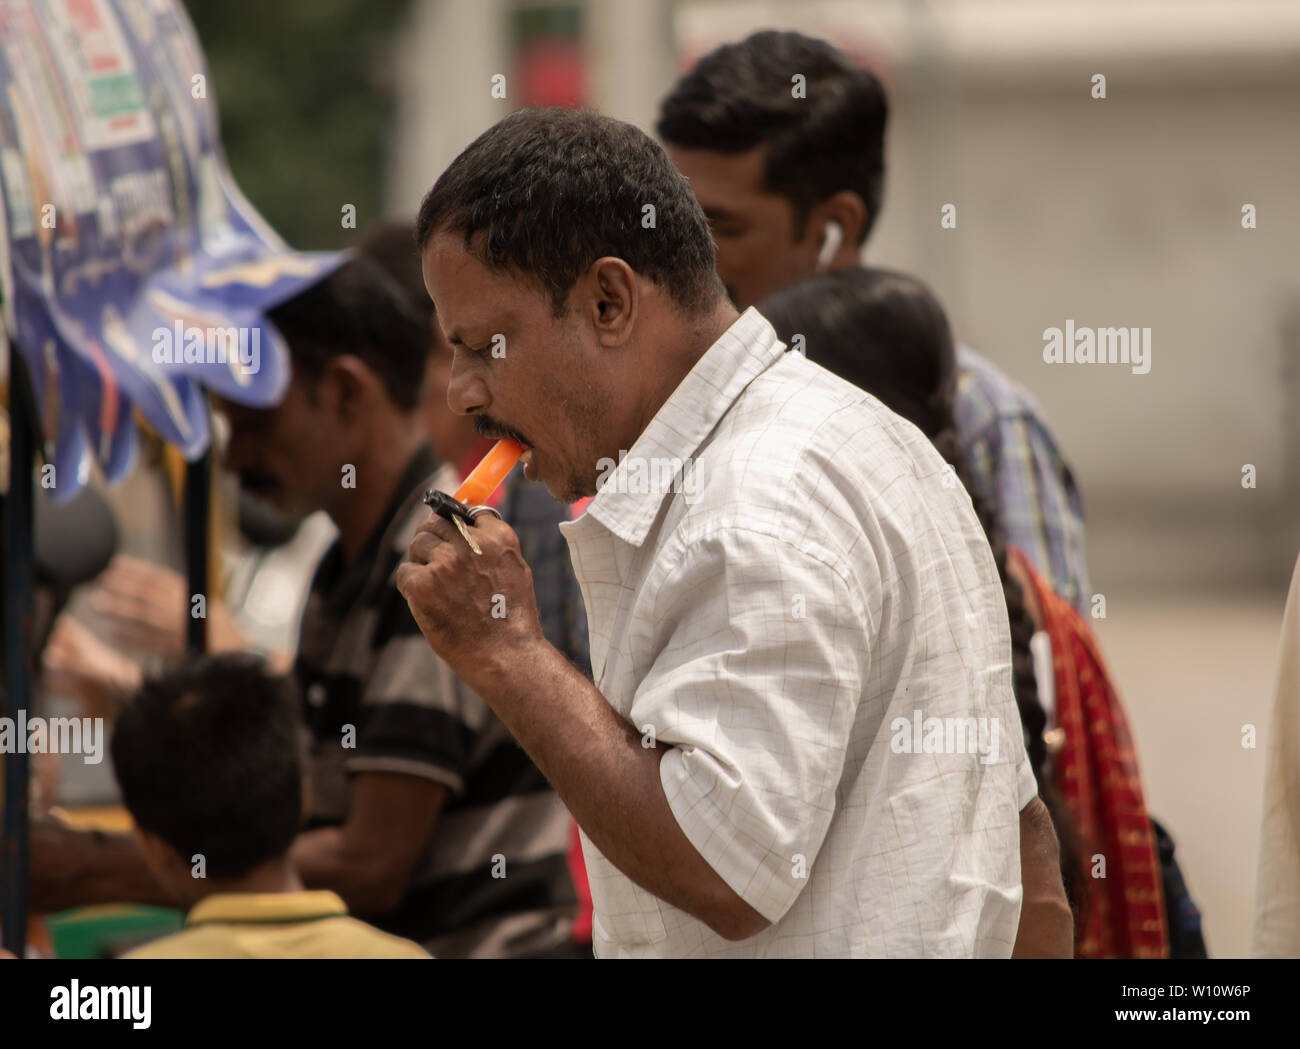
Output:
top-left (41, 614), bottom-right (142, 722)
top-left (396, 514), bottom-right (546, 689)
top-left (1012, 796), bottom-right (1075, 958)
top-left (83, 555), bottom-right (246, 657)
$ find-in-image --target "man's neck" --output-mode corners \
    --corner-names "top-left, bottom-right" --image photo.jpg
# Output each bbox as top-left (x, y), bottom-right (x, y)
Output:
top-left (631, 298), bottom-right (740, 443)
top-left (329, 425), bottom-right (427, 563)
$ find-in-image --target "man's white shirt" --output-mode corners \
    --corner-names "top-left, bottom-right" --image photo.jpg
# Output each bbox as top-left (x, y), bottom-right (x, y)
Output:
top-left (559, 307), bottom-right (1038, 957)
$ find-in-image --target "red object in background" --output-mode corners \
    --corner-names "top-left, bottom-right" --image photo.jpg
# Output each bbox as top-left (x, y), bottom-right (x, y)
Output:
top-left (1008, 545), bottom-right (1169, 959)
top-left (515, 37), bottom-right (584, 108)
top-left (567, 821), bottom-right (593, 945)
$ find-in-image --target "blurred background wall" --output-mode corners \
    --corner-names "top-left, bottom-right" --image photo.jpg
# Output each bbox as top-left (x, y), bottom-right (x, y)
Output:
top-left (184, 0), bottom-right (1300, 956)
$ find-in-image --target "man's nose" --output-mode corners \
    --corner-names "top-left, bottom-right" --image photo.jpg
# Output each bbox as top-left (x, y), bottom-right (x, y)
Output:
top-left (446, 351), bottom-right (489, 417)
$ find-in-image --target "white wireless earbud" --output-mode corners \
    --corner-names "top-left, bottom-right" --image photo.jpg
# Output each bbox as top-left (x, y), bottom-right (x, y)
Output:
top-left (816, 220), bottom-right (844, 272)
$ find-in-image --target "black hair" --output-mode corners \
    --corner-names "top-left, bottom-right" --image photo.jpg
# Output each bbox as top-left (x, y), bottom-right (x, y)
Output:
top-left (657, 30), bottom-right (888, 244)
top-left (357, 219), bottom-right (434, 325)
top-left (759, 267), bottom-right (1086, 922)
top-left (267, 255), bottom-right (430, 411)
top-left (415, 107), bottom-right (725, 317)
top-left (110, 653), bottom-right (303, 881)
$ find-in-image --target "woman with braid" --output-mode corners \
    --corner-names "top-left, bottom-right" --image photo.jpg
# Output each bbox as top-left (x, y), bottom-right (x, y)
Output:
top-left (760, 268), bottom-right (1169, 958)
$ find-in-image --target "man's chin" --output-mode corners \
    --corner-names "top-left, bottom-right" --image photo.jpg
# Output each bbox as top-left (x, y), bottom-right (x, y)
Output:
top-left (534, 468), bottom-right (589, 506)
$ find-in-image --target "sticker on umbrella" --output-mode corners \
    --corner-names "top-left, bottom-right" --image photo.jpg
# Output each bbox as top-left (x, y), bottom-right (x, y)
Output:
top-left (0, 0), bottom-right (342, 500)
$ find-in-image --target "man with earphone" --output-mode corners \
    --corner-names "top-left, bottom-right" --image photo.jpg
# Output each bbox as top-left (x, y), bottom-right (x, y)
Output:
top-left (659, 30), bottom-right (1086, 958)
top-left (659, 30), bottom-right (1091, 623)
top-left (816, 219), bottom-right (844, 273)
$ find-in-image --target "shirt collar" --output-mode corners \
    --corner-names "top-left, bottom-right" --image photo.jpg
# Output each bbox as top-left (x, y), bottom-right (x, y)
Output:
top-left (580, 307), bottom-right (785, 547)
top-left (186, 890), bottom-right (348, 927)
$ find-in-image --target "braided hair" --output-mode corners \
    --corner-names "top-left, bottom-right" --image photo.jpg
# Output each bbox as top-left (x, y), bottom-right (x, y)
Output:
top-left (759, 267), bottom-right (1085, 918)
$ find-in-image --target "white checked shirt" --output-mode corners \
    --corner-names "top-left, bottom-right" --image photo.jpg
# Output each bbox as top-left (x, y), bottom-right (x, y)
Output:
top-left (559, 307), bottom-right (1038, 958)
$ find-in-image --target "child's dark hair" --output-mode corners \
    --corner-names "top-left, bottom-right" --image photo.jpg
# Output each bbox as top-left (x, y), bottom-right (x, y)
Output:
top-left (759, 267), bottom-right (1086, 921)
top-left (110, 653), bottom-right (303, 881)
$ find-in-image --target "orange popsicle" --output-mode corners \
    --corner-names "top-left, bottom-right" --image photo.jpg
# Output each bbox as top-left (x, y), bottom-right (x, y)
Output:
top-left (454, 439), bottom-right (525, 505)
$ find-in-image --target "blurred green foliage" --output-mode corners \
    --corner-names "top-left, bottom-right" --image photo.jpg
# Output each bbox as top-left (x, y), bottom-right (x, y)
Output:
top-left (183, 0), bottom-right (411, 249)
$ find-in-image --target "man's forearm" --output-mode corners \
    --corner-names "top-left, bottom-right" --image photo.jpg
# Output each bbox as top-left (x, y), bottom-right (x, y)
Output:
top-left (291, 826), bottom-right (400, 916)
top-left (1012, 797), bottom-right (1074, 958)
top-left (28, 825), bottom-right (171, 913)
top-left (475, 638), bottom-right (766, 939)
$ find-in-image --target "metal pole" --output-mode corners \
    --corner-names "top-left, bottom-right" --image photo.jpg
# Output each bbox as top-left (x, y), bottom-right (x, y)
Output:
top-left (2, 349), bottom-right (37, 956)
top-left (184, 448), bottom-right (210, 657)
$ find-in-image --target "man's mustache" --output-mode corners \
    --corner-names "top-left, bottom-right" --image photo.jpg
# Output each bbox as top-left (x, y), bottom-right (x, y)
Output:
top-left (474, 414), bottom-right (531, 447)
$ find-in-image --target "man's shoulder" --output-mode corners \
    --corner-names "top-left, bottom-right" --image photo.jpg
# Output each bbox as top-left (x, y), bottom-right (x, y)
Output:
top-left (955, 343), bottom-right (1052, 426)
top-left (698, 351), bottom-right (948, 512)
top-left (669, 351), bottom-right (955, 586)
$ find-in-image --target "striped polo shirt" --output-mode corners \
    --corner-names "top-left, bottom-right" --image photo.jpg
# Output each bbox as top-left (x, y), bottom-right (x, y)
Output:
top-left (295, 443), bottom-right (585, 957)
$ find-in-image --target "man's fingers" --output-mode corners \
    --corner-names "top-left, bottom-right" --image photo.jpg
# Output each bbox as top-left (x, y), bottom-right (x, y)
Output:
top-left (408, 531), bottom-right (446, 565)
top-left (394, 561), bottom-right (418, 598)
top-left (88, 588), bottom-right (176, 626)
top-left (469, 515), bottom-right (516, 544)
top-left (414, 513), bottom-right (460, 542)
top-left (98, 555), bottom-right (185, 600)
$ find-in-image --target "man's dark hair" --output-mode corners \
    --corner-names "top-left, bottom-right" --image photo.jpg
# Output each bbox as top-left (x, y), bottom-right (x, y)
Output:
top-left (415, 107), bottom-right (724, 317)
top-left (357, 219), bottom-right (434, 325)
top-left (110, 654), bottom-right (304, 881)
top-left (267, 256), bottom-right (429, 410)
top-left (657, 30), bottom-right (888, 244)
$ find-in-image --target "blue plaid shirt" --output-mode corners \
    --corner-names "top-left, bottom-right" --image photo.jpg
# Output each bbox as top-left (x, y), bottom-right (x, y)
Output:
top-left (955, 345), bottom-right (1091, 613)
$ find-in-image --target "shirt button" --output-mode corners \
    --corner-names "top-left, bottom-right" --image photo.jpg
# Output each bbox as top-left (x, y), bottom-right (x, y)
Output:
top-left (306, 683), bottom-right (326, 708)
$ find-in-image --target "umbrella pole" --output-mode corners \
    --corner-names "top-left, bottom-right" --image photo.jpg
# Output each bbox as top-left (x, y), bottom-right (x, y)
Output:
top-left (2, 349), bottom-right (37, 957)
top-left (184, 443), bottom-right (210, 657)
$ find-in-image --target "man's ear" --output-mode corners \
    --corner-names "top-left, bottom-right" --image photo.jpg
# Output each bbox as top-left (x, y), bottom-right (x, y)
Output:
top-left (816, 191), bottom-right (870, 259)
top-left (320, 355), bottom-right (384, 419)
top-left (583, 257), bottom-right (639, 349)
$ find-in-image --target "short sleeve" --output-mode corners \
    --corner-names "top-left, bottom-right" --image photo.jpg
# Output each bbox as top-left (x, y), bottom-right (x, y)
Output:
top-left (634, 527), bottom-right (869, 926)
top-left (1016, 742), bottom-right (1039, 809)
